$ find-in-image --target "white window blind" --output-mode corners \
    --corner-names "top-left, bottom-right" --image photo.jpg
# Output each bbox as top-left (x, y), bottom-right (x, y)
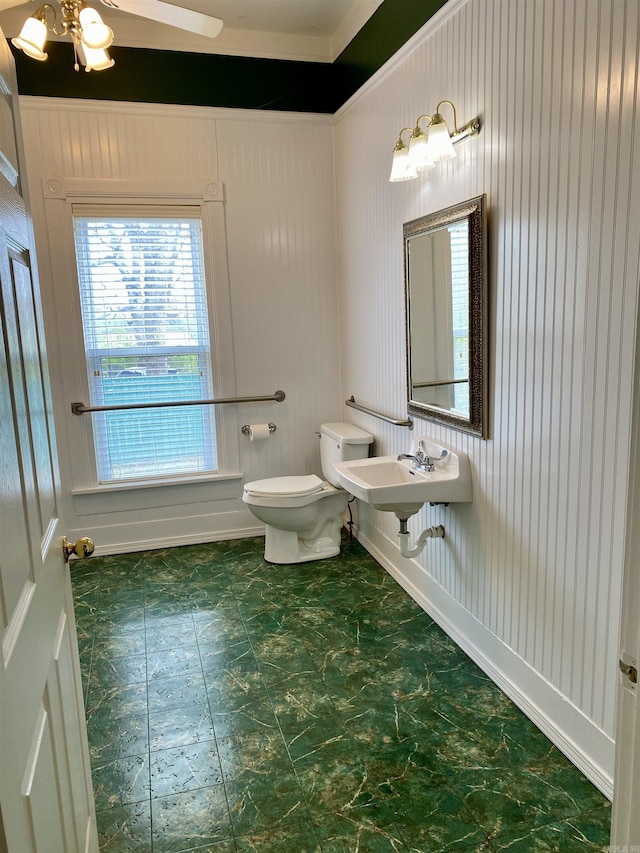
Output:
top-left (73, 207), bottom-right (218, 483)
top-left (449, 220), bottom-right (470, 414)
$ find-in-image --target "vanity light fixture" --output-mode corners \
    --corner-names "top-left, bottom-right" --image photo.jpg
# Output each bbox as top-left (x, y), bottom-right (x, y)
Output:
top-left (389, 127), bottom-right (419, 182)
top-left (389, 100), bottom-right (481, 182)
top-left (12, 0), bottom-right (114, 71)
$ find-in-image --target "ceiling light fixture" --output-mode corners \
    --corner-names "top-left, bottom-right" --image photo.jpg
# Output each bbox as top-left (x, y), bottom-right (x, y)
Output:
top-left (390, 100), bottom-right (481, 182)
top-left (12, 0), bottom-right (115, 71)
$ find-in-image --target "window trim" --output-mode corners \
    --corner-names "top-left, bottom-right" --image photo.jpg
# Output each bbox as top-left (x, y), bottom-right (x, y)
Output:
top-left (42, 178), bottom-right (240, 493)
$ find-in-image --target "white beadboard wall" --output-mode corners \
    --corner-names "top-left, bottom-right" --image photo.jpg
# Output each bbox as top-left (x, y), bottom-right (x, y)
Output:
top-left (18, 100), bottom-right (344, 552)
top-left (335, 0), bottom-right (640, 796)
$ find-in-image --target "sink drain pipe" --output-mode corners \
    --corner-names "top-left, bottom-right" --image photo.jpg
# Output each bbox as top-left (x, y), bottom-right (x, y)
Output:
top-left (397, 518), bottom-right (445, 558)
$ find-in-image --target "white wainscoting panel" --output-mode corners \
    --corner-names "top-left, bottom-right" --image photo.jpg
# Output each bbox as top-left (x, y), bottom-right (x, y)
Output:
top-left (334, 0), bottom-right (640, 795)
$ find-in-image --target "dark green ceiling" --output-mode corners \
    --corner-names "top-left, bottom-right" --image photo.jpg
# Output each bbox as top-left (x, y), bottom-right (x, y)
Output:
top-left (9, 0), bottom-right (448, 112)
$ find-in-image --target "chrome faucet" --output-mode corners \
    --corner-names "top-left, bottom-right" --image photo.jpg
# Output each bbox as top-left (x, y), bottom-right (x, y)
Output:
top-left (397, 449), bottom-right (435, 472)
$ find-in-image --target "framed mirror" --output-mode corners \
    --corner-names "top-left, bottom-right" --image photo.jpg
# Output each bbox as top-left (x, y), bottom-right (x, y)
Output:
top-left (404, 194), bottom-right (487, 438)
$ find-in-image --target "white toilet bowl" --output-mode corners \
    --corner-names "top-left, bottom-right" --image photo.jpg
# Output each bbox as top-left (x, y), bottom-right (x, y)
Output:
top-left (243, 475), bottom-right (348, 564)
top-left (242, 423), bottom-right (373, 565)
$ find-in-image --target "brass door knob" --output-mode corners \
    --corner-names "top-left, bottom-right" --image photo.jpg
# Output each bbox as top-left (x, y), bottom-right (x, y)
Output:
top-left (62, 536), bottom-right (95, 562)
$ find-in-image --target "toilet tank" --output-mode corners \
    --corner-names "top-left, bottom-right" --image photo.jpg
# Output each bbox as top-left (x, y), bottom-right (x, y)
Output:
top-left (320, 422), bottom-right (373, 488)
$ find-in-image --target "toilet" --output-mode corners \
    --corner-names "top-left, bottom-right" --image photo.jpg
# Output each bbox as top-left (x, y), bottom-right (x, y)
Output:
top-left (242, 422), bottom-right (373, 564)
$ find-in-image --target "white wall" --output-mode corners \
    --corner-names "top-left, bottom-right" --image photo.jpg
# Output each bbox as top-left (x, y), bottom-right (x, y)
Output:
top-left (334, 0), bottom-right (640, 797)
top-left (19, 100), bottom-right (343, 552)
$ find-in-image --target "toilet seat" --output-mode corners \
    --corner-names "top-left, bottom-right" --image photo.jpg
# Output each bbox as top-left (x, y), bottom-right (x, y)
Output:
top-left (243, 475), bottom-right (340, 509)
top-left (244, 474), bottom-right (324, 498)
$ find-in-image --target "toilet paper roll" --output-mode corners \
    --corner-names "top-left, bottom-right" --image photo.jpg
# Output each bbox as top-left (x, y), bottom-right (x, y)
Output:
top-left (248, 423), bottom-right (271, 442)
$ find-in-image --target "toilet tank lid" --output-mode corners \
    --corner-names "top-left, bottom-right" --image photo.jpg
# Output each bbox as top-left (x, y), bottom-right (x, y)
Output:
top-left (321, 423), bottom-right (373, 444)
top-left (244, 474), bottom-right (324, 497)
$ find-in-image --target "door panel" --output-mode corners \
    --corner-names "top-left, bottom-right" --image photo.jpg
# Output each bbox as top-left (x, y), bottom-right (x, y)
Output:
top-left (0, 25), bottom-right (97, 853)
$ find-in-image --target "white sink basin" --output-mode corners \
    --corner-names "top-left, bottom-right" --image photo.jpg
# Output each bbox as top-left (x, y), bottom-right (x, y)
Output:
top-left (333, 440), bottom-right (471, 518)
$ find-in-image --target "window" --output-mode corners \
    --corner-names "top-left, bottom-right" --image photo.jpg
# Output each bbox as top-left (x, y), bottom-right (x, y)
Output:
top-left (73, 207), bottom-right (217, 483)
top-left (449, 220), bottom-right (470, 415)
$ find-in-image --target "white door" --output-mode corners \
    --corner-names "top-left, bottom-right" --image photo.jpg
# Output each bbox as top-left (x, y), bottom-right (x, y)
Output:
top-left (0, 30), bottom-right (98, 853)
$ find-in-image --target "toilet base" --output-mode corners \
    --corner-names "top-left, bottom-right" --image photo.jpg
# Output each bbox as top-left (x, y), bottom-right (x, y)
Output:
top-left (264, 525), bottom-right (341, 564)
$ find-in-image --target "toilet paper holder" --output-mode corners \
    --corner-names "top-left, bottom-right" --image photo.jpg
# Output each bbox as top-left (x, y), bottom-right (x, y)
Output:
top-left (241, 423), bottom-right (277, 436)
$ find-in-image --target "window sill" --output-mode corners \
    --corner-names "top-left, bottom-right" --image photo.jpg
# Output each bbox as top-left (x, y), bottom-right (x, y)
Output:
top-left (71, 472), bottom-right (243, 496)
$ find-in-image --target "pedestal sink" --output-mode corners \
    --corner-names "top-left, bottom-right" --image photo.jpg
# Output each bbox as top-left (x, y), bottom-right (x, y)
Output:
top-left (333, 439), bottom-right (471, 518)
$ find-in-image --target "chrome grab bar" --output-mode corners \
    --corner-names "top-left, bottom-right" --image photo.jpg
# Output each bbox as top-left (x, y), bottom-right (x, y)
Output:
top-left (345, 396), bottom-right (413, 429)
top-left (412, 378), bottom-right (468, 388)
top-left (71, 390), bottom-right (286, 416)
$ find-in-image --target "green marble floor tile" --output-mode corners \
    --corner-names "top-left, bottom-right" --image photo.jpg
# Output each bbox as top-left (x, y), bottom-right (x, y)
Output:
top-left (283, 717), bottom-right (353, 764)
top-left (390, 785), bottom-right (487, 852)
top-left (454, 768), bottom-right (606, 840)
top-left (149, 702), bottom-right (215, 752)
top-left (98, 588), bottom-right (146, 613)
top-left (88, 652), bottom-right (147, 691)
top-left (204, 664), bottom-right (270, 714)
top-left (100, 573), bottom-right (145, 594)
top-left (489, 808), bottom-right (612, 851)
top-left (70, 569), bottom-right (102, 597)
top-left (86, 681), bottom-right (148, 722)
top-left (190, 585), bottom-right (237, 614)
top-left (225, 772), bottom-right (308, 837)
top-left (356, 735), bottom-right (450, 796)
top-left (198, 639), bottom-right (255, 673)
top-left (93, 613), bottom-right (146, 639)
top-left (145, 584), bottom-right (194, 616)
top-left (91, 752), bottom-right (150, 810)
top-left (217, 729), bottom-right (292, 782)
top-left (98, 551), bottom-right (145, 575)
top-left (147, 672), bottom-right (209, 714)
top-left (177, 539), bottom-right (236, 565)
top-left (210, 698), bottom-right (280, 740)
top-left (92, 628), bottom-right (146, 659)
top-left (145, 614), bottom-right (198, 653)
top-left (96, 799), bottom-right (152, 852)
top-left (253, 639), bottom-right (319, 687)
top-left (88, 711), bottom-right (150, 763)
top-left (145, 562), bottom-right (191, 584)
top-left (93, 603), bottom-right (147, 626)
top-left (192, 606), bottom-right (248, 645)
top-left (268, 670), bottom-right (341, 729)
top-left (72, 592), bottom-right (100, 620)
top-left (234, 812), bottom-right (322, 852)
top-left (150, 740), bottom-right (224, 798)
top-left (146, 599), bottom-right (195, 619)
top-left (151, 784), bottom-right (233, 852)
top-left (140, 549), bottom-right (181, 573)
top-left (147, 645), bottom-right (202, 681)
top-left (293, 749), bottom-right (381, 816)
top-left (311, 802), bottom-right (407, 852)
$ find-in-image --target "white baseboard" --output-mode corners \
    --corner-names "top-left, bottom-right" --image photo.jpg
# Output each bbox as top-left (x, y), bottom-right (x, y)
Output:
top-left (72, 511), bottom-right (265, 556)
top-left (357, 524), bottom-right (615, 800)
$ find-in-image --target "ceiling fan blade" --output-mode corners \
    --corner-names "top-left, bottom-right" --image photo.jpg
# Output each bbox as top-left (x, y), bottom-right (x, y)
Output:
top-left (100, 0), bottom-right (223, 38)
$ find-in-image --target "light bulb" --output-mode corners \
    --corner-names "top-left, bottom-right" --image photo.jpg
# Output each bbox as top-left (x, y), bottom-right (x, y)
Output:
top-left (78, 43), bottom-right (115, 71)
top-left (79, 6), bottom-right (113, 49)
top-left (408, 126), bottom-right (435, 171)
top-left (389, 142), bottom-right (417, 182)
top-left (12, 15), bottom-right (48, 61)
top-left (427, 114), bottom-right (457, 162)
